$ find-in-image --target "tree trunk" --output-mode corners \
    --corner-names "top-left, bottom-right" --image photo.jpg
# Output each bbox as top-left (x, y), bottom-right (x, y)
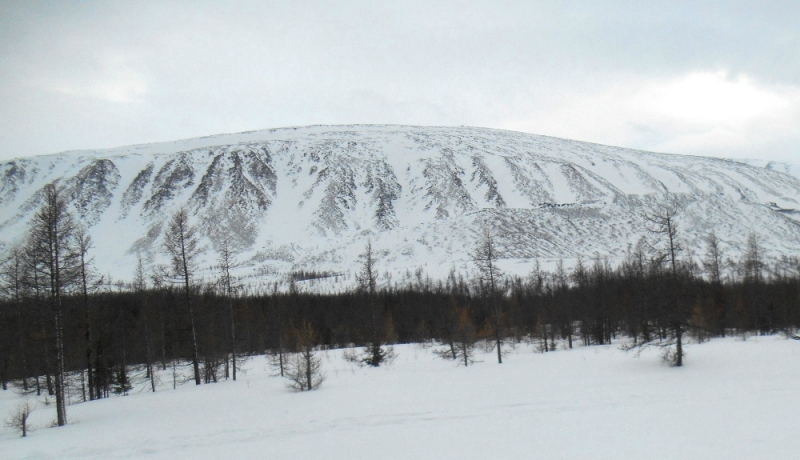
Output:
top-left (160, 307), bottom-right (167, 371)
top-left (182, 251), bottom-right (201, 386)
top-left (1, 357), bottom-right (7, 391)
top-left (305, 349), bottom-right (313, 391)
top-left (143, 299), bottom-right (156, 392)
top-left (15, 291), bottom-right (29, 392)
top-left (494, 295), bottom-right (502, 364)
top-left (567, 326), bottom-right (573, 349)
top-left (188, 299), bottom-right (200, 385)
top-left (84, 303), bottom-right (93, 401)
top-left (230, 299), bottom-right (237, 381)
top-left (54, 307), bottom-right (67, 426)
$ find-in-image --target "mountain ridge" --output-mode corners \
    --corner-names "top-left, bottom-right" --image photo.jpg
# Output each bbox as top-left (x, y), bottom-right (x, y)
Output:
top-left (1, 125), bottom-right (799, 286)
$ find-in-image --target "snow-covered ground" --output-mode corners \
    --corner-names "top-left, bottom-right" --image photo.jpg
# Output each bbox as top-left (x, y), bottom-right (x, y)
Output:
top-left (2, 336), bottom-right (798, 459)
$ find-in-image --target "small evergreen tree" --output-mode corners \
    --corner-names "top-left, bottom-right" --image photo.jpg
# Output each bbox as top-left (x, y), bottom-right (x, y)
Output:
top-left (356, 241), bottom-right (394, 366)
top-left (112, 364), bottom-right (132, 395)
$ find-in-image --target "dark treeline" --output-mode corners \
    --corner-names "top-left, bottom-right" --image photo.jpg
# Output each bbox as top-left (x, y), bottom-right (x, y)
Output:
top-left (2, 252), bottom-right (800, 394)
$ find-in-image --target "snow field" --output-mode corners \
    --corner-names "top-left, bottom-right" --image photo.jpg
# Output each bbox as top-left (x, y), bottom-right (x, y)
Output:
top-left (1, 335), bottom-right (799, 459)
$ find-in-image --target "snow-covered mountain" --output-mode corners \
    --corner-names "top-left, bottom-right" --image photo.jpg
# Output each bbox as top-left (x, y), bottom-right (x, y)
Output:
top-left (2, 125), bottom-right (799, 284)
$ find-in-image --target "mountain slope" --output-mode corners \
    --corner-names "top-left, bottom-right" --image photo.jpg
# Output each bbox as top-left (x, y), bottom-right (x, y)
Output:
top-left (1, 125), bottom-right (799, 284)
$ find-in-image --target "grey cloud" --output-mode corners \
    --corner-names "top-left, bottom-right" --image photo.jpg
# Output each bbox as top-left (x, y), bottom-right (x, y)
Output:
top-left (0, 0), bottom-right (798, 162)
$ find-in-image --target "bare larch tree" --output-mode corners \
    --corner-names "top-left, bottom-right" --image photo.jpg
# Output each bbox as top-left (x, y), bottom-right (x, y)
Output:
top-left (76, 226), bottom-right (101, 401)
top-left (633, 204), bottom-right (688, 366)
top-left (285, 321), bottom-right (324, 391)
top-left (5, 399), bottom-right (33, 437)
top-left (134, 255), bottom-right (156, 392)
top-left (218, 238), bottom-right (238, 381)
top-left (27, 183), bottom-right (78, 425)
top-left (163, 208), bottom-right (202, 385)
top-left (474, 227), bottom-right (503, 364)
top-left (452, 306), bottom-right (477, 366)
top-left (703, 231), bottom-right (723, 284)
top-left (744, 232), bottom-right (764, 283)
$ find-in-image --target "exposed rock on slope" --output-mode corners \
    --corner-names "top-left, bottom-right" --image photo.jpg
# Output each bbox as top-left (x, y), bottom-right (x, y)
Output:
top-left (1, 125), bottom-right (799, 282)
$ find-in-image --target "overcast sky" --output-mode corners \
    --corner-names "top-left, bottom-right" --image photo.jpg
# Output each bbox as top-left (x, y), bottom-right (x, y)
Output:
top-left (1, 0), bottom-right (798, 163)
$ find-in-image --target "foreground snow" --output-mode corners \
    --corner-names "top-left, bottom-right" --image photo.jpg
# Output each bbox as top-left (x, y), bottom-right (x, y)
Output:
top-left (2, 336), bottom-right (799, 459)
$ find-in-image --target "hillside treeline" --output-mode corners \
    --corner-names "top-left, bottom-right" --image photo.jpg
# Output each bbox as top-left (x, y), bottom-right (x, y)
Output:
top-left (2, 250), bottom-right (799, 394)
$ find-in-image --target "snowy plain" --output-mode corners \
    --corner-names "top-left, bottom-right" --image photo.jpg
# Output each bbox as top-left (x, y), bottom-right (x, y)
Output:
top-left (1, 335), bottom-right (798, 459)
